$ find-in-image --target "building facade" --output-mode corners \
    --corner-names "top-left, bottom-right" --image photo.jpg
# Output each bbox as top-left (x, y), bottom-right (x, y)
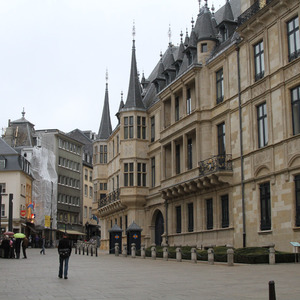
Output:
top-left (93, 0), bottom-right (300, 252)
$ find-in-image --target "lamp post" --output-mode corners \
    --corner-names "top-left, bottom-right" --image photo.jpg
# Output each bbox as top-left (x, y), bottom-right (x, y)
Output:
top-left (50, 182), bottom-right (53, 247)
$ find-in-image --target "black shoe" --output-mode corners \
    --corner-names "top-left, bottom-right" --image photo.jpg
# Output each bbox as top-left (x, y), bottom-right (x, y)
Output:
top-left (64, 277), bottom-right (68, 279)
top-left (58, 275), bottom-right (62, 279)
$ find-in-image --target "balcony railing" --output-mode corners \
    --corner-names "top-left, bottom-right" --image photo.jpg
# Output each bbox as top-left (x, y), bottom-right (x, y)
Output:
top-left (98, 188), bottom-right (120, 209)
top-left (199, 154), bottom-right (232, 176)
top-left (237, 0), bottom-right (273, 27)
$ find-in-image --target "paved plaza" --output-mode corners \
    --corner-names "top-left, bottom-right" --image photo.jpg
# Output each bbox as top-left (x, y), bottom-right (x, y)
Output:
top-left (0, 247), bottom-right (300, 300)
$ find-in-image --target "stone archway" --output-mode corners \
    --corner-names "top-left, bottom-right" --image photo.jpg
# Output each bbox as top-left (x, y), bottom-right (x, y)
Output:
top-left (154, 210), bottom-right (164, 246)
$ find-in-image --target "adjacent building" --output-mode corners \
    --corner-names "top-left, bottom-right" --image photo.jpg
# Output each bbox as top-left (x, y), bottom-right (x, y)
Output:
top-left (93, 0), bottom-right (300, 252)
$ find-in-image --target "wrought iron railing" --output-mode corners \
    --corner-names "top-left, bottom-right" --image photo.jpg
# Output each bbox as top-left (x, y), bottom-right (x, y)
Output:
top-left (199, 154), bottom-right (232, 176)
top-left (237, 0), bottom-right (273, 26)
top-left (98, 188), bottom-right (120, 208)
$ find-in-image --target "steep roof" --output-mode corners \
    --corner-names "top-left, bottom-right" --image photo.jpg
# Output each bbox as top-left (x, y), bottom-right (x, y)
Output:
top-left (0, 138), bottom-right (18, 155)
top-left (97, 82), bottom-right (112, 140)
top-left (123, 40), bottom-right (145, 111)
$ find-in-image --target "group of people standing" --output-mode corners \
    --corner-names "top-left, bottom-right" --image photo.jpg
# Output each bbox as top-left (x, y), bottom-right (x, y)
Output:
top-left (0, 236), bottom-right (29, 259)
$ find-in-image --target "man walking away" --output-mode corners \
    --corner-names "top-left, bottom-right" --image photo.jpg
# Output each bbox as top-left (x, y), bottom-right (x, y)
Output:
top-left (22, 236), bottom-right (29, 259)
top-left (40, 236), bottom-right (46, 255)
top-left (58, 234), bottom-right (72, 279)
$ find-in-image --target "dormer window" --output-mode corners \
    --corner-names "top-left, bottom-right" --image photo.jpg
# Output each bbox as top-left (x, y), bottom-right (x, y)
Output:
top-left (0, 158), bottom-right (6, 169)
top-left (220, 25), bottom-right (228, 42)
top-left (201, 43), bottom-right (208, 53)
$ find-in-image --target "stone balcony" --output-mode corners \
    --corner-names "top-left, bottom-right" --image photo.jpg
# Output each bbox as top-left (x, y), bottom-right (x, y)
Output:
top-left (161, 154), bottom-right (233, 200)
top-left (97, 188), bottom-right (125, 217)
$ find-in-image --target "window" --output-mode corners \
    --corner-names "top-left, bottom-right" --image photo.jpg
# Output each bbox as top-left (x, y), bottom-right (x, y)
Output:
top-left (221, 194), bottom-right (229, 228)
top-left (291, 86), bottom-right (300, 135)
top-left (84, 169), bottom-right (88, 180)
top-left (175, 144), bottom-right (181, 174)
top-left (89, 187), bottom-right (93, 198)
top-left (0, 158), bottom-right (6, 169)
top-left (84, 206), bottom-right (87, 218)
top-left (129, 116), bottom-right (134, 138)
top-left (0, 183), bottom-right (6, 193)
top-left (176, 206), bottom-right (182, 233)
top-left (188, 203), bottom-right (194, 232)
top-left (206, 198), bottom-right (213, 230)
top-left (151, 157), bottom-right (155, 188)
top-left (151, 116), bottom-right (155, 142)
top-left (295, 175), bottom-right (300, 227)
top-left (100, 145), bottom-right (107, 163)
top-left (1, 204), bottom-right (5, 217)
top-left (217, 122), bottom-right (226, 155)
top-left (216, 68), bottom-right (224, 104)
top-left (186, 88), bottom-right (191, 115)
top-left (260, 182), bottom-right (271, 231)
top-left (124, 117), bottom-right (128, 139)
top-left (84, 185), bottom-right (88, 196)
top-left (120, 216), bottom-right (123, 229)
top-left (137, 116), bottom-right (146, 139)
top-left (254, 41), bottom-right (264, 81)
top-left (117, 135), bottom-right (119, 153)
top-left (175, 96), bottom-right (180, 121)
top-left (89, 207), bottom-right (92, 219)
top-left (125, 215), bottom-right (128, 230)
top-left (257, 102), bottom-right (268, 148)
top-left (287, 16), bottom-right (300, 62)
top-left (124, 163), bottom-right (134, 187)
top-left (187, 138), bottom-right (193, 170)
top-left (137, 163), bottom-right (146, 187)
top-left (201, 43), bottom-right (207, 53)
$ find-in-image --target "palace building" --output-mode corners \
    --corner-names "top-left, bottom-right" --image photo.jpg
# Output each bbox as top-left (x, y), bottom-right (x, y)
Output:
top-left (93, 0), bottom-right (300, 252)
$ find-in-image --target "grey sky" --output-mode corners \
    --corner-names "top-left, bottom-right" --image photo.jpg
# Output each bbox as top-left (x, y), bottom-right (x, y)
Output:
top-left (0, 0), bottom-right (227, 134)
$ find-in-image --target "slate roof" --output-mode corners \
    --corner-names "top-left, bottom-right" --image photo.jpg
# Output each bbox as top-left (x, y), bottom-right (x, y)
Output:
top-left (0, 138), bottom-right (18, 155)
top-left (97, 83), bottom-right (113, 140)
top-left (126, 221), bottom-right (142, 232)
top-left (108, 224), bottom-right (123, 232)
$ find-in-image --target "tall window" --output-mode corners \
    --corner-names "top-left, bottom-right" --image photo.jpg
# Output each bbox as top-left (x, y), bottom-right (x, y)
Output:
top-left (175, 144), bottom-right (181, 174)
top-left (187, 203), bottom-right (194, 232)
top-left (216, 68), bottom-right (224, 104)
top-left (186, 88), bottom-right (192, 115)
top-left (291, 86), bottom-right (300, 135)
top-left (221, 194), bottom-right (229, 228)
top-left (175, 96), bottom-right (180, 121)
top-left (254, 41), bottom-right (264, 81)
top-left (295, 175), bottom-right (300, 227)
top-left (287, 16), bottom-right (300, 62)
top-left (124, 163), bottom-right (134, 187)
top-left (137, 163), bottom-right (146, 187)
top-left (124, 116), bottom-right (134, 139)
top-left (1, 204), bottom-right (5, 217)
top-left (151, 116), bottom-right (155, 142)
top-left (217, 122), bottom-right (226, 155)
top-left (260, 182), bottom-right (271, 231)
top-left (100, 145), bottom-right (107, 163)
top-left (187, 138), bottom-right (193, 170)
top-left (117, 135), bottom-right (119, 153)
top-left (151, 157), bottom-right (155, 187)
top-left (137, 116), bottom-right (146, 139)
top-left (206, 198), bottom-right (213, 230)
top-left (120, 216), bottom-right (123, 229)
top-left (257, 102), bottom-right (268, 148)
top-left (176, 206), bottom-right (182, 233)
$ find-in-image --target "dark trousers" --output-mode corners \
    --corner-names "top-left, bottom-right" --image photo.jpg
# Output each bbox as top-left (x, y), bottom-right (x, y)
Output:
top-left (22, 247), bottom-right (27, 258)
top-left (59, 256), bottom-right (70, 278)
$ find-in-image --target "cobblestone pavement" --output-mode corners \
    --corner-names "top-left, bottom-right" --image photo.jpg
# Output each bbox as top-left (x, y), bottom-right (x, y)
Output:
top-left (0, 248), bottom-right (300, 300)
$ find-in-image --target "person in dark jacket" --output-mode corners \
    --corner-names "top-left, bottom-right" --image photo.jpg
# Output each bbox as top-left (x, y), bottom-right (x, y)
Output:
top-left (15, 238), bottom-right (22, 259)
top-left (58, 234), bottom-right (72, 279)
top-left (22, 237), bottom-right (29, 259)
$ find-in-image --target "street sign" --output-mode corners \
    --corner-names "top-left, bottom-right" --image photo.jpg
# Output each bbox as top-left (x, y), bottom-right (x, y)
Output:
top-left (20, 210), bottom-right (26, 217)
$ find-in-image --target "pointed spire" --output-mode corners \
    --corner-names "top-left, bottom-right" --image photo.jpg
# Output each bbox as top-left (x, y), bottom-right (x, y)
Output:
top-left (22, 108), bottom-right (25, 118)
top-left (168, 24), bottom-right (172, 46)
top-left (97, 72), bottom-right (112, 140)
top-left (123, 22), bottom-right (145, 110)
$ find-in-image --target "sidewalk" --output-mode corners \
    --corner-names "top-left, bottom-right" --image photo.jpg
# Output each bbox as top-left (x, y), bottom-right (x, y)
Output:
top-left (0, 248), bottom-right (299, 300)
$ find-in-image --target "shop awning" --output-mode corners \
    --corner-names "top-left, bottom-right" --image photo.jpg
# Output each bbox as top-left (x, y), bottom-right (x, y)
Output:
top-left (58, 229), bottom-right (86, 235)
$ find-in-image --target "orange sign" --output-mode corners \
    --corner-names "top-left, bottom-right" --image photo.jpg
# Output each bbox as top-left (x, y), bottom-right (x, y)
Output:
top-left (20, 210), bottom-right (26, 217)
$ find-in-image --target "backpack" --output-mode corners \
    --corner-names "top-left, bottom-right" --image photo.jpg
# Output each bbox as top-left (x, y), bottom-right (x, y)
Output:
top-left (59, 248), bottom-right (70, 258)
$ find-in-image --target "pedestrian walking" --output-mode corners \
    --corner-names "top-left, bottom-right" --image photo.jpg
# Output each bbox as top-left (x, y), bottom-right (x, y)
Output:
top-left (40, 236), bottom-right (46, 255)
top-left (58, 234), bottom-right (72, 279)
top-left (22, 236), bottom-right (29, 259)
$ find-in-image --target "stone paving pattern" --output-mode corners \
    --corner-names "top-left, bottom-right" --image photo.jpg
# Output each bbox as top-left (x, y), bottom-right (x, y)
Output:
top-left (0, 248), bottom-right (300, 299)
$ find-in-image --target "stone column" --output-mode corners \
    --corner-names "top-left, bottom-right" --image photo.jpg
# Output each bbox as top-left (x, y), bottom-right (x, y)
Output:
top-left (269, 244), bottom-right (275, 265)
top-left (163, 246), bottom-right (168, 261)
top-left (131, 243), bottom-right (136, 258)
top-left (122, 244), bottom-right (127, 257)
top-left (208, 247), bottom-right (214, 265)
top-left (141, 244), bottom-right (146, 259)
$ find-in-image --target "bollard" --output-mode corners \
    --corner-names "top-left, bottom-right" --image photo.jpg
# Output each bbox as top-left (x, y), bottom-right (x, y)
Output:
top-left (191, 248), bottom-right (197, 263)
top-left (79, 245), bottom-right (81, 255)
top-left (269, 280), bottom-right (276, 300)
top-left (227, 245), bottom-right (234, 266)
top-left (122, 244), bottom-right (127, 257)
top-left (87, 244), bottom-right (89, 256)
top-left (176, 247), bottom-right (182, 262)
top-left (141, 244), bottom-right (146, 259)
top-left (95, 246), bottom-right (98, 257)
top-left (269, 244), bottom-right (275, 265)
top-left (82, 245), bottom-right (85, 255)
top-left (131, 243), bottom-right (136, 258)
top-left (91, 245), bottom-right (93, 256)
top-left (208, 247), bottom-right (214, 265)
top-left (163, 246), bottom-right (168, 261)
top-left (151, 244), bottom-right (156, 260)
top-left (115, 243), bottom-right (119, 256)
top-left (75, 244), bottom-right (77, 255)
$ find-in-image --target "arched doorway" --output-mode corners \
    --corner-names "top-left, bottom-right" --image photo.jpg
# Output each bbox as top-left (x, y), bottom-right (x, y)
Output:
top-left (155, 211), bottom-right (164, 246)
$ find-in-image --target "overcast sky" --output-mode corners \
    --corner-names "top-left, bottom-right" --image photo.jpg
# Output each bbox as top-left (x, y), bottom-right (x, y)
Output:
top-left (1, 0), bottom-right (227, 135)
